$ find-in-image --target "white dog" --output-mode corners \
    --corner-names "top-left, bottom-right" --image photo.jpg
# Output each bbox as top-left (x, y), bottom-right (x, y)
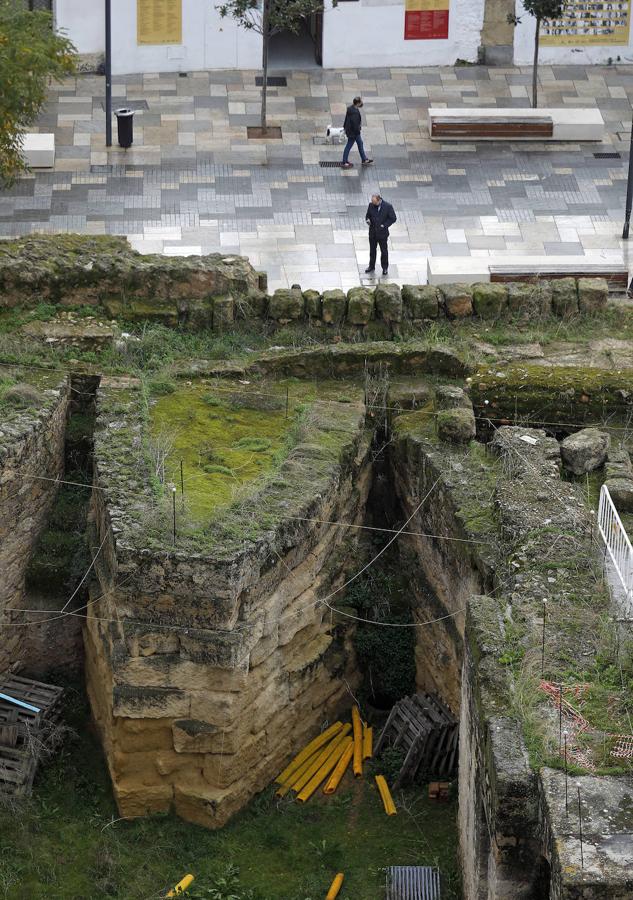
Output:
top-left (326, 126), bottom-right (345, 145)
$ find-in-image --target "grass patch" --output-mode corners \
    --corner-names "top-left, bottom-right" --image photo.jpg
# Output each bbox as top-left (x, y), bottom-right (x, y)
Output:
top-left (0, 687), bottom-right (461, 899)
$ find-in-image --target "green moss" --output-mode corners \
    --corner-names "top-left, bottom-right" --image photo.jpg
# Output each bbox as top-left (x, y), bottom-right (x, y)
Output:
top-left (470, 363), bottom-right (633, 425)
top-left (149, 383), bottom-right (309, 523)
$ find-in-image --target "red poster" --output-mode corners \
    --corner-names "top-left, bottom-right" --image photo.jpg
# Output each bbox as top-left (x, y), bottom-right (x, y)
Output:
top-left (404, 8), bottom-right (449, 39)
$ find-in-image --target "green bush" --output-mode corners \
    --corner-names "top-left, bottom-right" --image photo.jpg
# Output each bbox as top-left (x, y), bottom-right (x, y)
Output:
top-left (149, 378), bottom-right (177, 395)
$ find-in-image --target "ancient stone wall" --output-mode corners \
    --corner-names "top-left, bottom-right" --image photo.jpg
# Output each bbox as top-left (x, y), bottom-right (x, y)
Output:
top-left (0, 374), bottom-right (71, 673)
top-left (85, 386), bottom-right (373, 828)
top-left (0, 237), bottom-right (609, 332)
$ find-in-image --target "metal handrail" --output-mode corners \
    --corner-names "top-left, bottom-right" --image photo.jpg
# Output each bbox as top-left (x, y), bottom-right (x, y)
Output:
top-left (597, 484), bottom-right (633, 602)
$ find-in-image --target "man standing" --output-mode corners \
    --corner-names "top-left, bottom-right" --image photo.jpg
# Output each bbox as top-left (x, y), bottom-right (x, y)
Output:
top-left (341, 97), bottom-right (373, 170)
top-left (365, 194), bottom-right (396, 276)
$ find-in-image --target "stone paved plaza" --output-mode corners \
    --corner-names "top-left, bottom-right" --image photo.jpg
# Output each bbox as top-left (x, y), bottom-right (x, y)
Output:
top-left (1, 65), bottom-right (633, 290)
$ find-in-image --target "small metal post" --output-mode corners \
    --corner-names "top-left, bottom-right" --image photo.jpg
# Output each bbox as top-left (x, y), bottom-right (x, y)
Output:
top-left (563, 731), bottom-right (568, 816)
top-left (623, 112), bottom-right (633, 239)
top-left (105, 0), bottom-right (112, 148)
top-left (180, 460), bottom-right (184, 496)
top-left (541, 599), bottom-right (547, 677)
top-left (577, 783), bottom-right (584, 868)
top-left (558, 683), bottom-right (563, 753)
top-left (172, 487), bottom-right (177, 545)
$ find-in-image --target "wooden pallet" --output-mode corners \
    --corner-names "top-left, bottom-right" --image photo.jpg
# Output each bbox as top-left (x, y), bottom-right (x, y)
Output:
top-left (376, 692), bottom-right (458, 788)
top-left (0, 675), bottom-right (63, 798)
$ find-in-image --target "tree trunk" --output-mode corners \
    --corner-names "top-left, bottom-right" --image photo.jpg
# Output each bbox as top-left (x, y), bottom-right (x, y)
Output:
top-left (261, 0), bottom-right (270, 132)
top-left (532, 17), bottom-right (540, 109)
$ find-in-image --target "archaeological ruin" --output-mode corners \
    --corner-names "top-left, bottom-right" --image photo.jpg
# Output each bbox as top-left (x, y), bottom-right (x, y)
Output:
top-left (1, 236), bottom-right (632, 898)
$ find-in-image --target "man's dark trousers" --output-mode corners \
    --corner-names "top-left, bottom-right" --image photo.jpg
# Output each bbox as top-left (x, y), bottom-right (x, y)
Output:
top-left (368, 229), bottom-right (389, 271)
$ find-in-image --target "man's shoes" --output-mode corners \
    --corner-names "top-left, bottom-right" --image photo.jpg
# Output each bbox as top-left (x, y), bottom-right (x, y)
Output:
top-left (365, 267), bottom-right (375, 273)
top-left (341, 162), bottom-right (353, 169)
top-left (382, 268), bottom-right (388, 275)
top-left (362, 159), bottom-right (374, 166)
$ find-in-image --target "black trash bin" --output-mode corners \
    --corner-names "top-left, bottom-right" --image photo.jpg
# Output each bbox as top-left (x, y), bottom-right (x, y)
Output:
top-left (114, 108), bottom-right (135, 148)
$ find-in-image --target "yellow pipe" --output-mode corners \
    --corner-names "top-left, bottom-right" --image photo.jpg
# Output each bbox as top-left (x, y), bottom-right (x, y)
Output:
top-left (375, 775), bottom-right (397, 816)
top-left (297, 738), bottom-right (352, 803)
top-left (276, 750), bottom-right (320, 798)
top-left (285, 728), bottom-right (351, 796)
top-left (276, 722), bottom-right (343, 785)
top-left (362, 725), bottom-right (373, 760)
top-left (352, 706), bottom-right (363, 777)
top-left (166, 874), bottom-right (194, 896)
top-left (323, 741), bottom-right (353, 795)
top-left (325, 872), bottom-right (344, 899)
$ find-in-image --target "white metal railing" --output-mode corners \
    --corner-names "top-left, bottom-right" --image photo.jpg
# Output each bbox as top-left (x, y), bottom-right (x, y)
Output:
top-left (598, 484), bottom-right (633, 605)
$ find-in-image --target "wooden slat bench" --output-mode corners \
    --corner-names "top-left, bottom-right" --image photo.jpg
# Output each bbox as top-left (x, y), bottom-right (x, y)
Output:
top-left (432, 116), bottom-right (553, 139)
top-left (428, 107), bottom-right (605, 142)
top-left (427, 256), bottom-right (627, 290)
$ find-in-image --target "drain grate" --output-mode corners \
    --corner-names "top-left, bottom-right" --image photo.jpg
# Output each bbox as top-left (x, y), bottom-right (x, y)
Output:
top-left (319, 161), bottom-right (344, 168)
top-left (593, 152), bottom-right (621, 159)
top-left (255, 76), bottom-right (287, 87)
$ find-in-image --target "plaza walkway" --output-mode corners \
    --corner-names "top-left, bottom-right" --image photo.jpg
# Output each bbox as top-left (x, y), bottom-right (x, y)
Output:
top-left (1, 65), bottom-right (632, 290)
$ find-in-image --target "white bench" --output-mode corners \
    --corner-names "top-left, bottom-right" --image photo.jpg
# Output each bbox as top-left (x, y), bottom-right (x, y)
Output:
top-left (428, 108), bottom-right (604, 142)
top-left (22, 133), bottom-right (55, 168)
top-left (427, 255), bottom-right (627, 286)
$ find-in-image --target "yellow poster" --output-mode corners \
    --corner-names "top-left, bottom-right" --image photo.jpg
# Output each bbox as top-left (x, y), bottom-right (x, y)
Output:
top-left (541, 0), bottom-right (630, 45)
top-left (137, 0), bottom-right (182, 45)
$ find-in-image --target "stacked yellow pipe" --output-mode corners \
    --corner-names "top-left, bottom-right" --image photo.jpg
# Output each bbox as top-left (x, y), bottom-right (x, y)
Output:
top-left (276, 722), bottom-right (343, 785)
top-left (325, 872), bottom-right (344, 899)
top-left (278, 727), bottom-right (351, 798)
top-left (375, 775), bottom-right (397, 816)
top-left (352, 706), bottom-right (363, 777)
top-left (323, 741), bottom-right (353, 795)
top-left (362, 725), bottom-right (373, 760)
top-left (166, 874), bottom-right (194, 896)
top-left (297, 737), bottom-right (352, 802)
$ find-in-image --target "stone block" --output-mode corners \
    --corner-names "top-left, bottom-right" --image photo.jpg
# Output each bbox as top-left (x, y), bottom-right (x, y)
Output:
top-left (114, 780), bottom-right (173, 818)
top-left (113, 684), bottom-right (189, 719)
top-left (113, 717), bottom-right (174, 753)
top-left (560, 428), bottom-right (609, 475)
top-left (268, 288), bottom-right (304, 321)
top-left (604, 477), bottom-right (633, 512)
top-left (236, 289), bottom-right (267, 319)
top-left (472, 282), bottom-right (508, 320)
top-left (375, 283), bottom-right (403, 322)
top-left (551, 278), bottom-right (578, 319)
top-left (402, 284), bottom-right (440, 319)
top-left (605, 449), bottom-right (632, 480)
top-left (440, 283), bottom-right (474, 318)
top-left (212, 295), bottom-right (234, 330)
top-left (506, 282), bottom-right (552, 320)
top-left (303, 289), bottom-right (322, 319)
top-left (321, 289), bottom-right (347, 324)
top-left (346, 287), bottom-right (374, 325)
top-left (189, 690), bottom-right (239, 728)
top-left (173, 719), bottom-right (237, 754)
top-left (437, 407), bottom-right (476, 443)
top-left (435, 385), bottom-right (471, 410)
top-left (577, 278), bottom-right (608, 314)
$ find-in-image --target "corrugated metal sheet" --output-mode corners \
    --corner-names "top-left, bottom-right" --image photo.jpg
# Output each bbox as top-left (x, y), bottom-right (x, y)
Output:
top-left (386, 866), bottom-right (441, 900)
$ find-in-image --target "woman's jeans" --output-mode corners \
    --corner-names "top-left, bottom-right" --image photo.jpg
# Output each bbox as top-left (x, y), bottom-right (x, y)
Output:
top-left (342, 134), bottom-right (367, 163)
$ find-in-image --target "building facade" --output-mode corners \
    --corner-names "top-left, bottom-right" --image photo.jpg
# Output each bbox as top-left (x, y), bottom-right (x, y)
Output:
top-left (53, 0), bottom-right (633, 72)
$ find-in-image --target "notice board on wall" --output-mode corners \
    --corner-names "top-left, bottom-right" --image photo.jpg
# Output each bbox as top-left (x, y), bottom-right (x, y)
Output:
top-left (404, 0), bottom-right (449, 39)
top-left (541, 0), bottom-right (630, 44)
top-left (137, 0), bottom-right (183, 45)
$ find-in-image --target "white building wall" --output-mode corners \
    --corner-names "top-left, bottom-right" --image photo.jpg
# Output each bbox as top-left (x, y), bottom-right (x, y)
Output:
top-left (55, 0), bottom-right (104, 54)
top-left (55, 0), bottom-right (261, 73)
top-left (513, 0), bottom-right (633, 65)
top-left (56, 0), bottom-right (486, 72)
top-left (322, 0), bottom-right (484, 68)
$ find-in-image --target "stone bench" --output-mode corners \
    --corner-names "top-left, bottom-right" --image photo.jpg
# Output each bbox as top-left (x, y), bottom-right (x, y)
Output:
top-left (427, 255), bottom-right (627, 288)
top-left (22, 133), bottom-right (55, 168)
top-left (428, 108), bottom-right (604, 142)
